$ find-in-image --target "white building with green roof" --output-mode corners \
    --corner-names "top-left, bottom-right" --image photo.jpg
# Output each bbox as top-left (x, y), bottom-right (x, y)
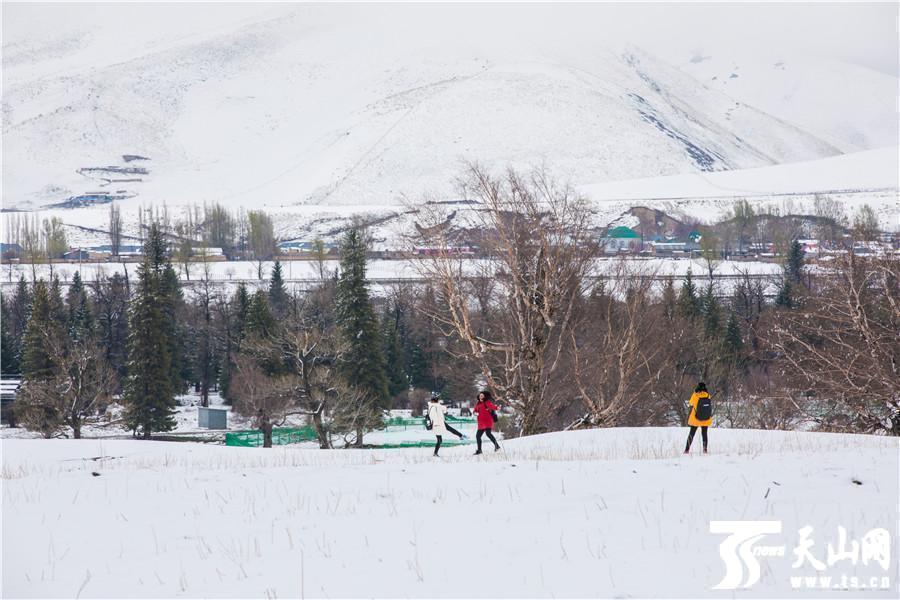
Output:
top-left (603, 226), bottom-right (641, 253)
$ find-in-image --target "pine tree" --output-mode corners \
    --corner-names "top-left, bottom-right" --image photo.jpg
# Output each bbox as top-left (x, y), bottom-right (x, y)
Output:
top-left (66, 271), bottom-right (94, 341)
top-left (161, 262), bottom-right (189, 394)
top-left (381, 305), bottom-right (408, 398)
top-left (234, 282), bottom-right (251, 341)
top-left (219, 283), bottom-right (252, 402)
top-left (268, 260), bottom-right (289, 318)
top-left (775, 280), bottom-right (794, 309)
top-left (1, 295), bottom-right (18, 374)
top-left (701, 284), bottom-right (721, 338)
top-left (776, 239), bottom-right (805, 309)
top-left (122, 224), bottom-right (178, 438)
top-left (336, 228), bottom-right (389, 442)
top-left (406, 342), bottom-right (430, 390)
top-left (48, 276), bottom-right (67, 328)
top-left (786, 239), bottom-right (804, 283)
top-left (20, 281), bottom-right (59, 381)
top-left (678, 269), bottom-right (701, 318)
top-left (246, 290), bottom-right (276, 339)
top-left (95, 273), bottom-right (129, 386)
top-left (4, 276), bottom-right (33, 375)
top-left (723, 311), bottom-right (744, 365)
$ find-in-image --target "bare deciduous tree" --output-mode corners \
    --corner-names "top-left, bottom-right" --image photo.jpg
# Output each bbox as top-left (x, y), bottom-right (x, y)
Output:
top-left (17, 332), bottom-right (115, 438)
top-left (568, 262), bottom-right (664, 428)
top-left (414, 165), bottom-right (598, 435)
top-left (767, 255), bottom-right (899, 434)
top-left (229, 354), bottom-right (298, 448)
top-left (109, 203), bottom-right (123, 257)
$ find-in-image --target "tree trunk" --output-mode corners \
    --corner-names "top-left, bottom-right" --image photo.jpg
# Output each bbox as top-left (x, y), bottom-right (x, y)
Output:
top-left (355, 426), bottom-right (364, 448)
top-left (263, 423), bottom-right (273, 448)
top-left (313, 410), bottom-right (331, 449)
top-left (142, 428), bottom-right (151, 440)
top-left (72, 420), bottom-right (81, 439)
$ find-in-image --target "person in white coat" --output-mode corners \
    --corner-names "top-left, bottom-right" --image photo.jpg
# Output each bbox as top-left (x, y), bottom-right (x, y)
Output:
top-left (427, 393), bottom-right (464, 457)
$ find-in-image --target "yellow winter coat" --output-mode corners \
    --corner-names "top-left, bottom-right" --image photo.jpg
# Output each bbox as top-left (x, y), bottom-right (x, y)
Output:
top-left (687, 392), bottom-right (713, 427)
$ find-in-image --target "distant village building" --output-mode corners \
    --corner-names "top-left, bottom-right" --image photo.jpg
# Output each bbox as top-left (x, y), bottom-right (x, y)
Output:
top-left (414, 246), bottom-right (476, 256)
top-left (798, 239), bottom-right (820, 256)
top-left (191, 247), bottom-right (226, 261)
top-left (63, 249), bottom-right (92, 261)
top-left (86, 244), bottom-right (143, 259)
top-left (650, 240), bottom-right (700, 257)
top-left (603, 226), bottom-right (641, 254)
top-left (1, 243), bottom-right (23, 260)
top-left (278, 241), bottom-right (338, 255)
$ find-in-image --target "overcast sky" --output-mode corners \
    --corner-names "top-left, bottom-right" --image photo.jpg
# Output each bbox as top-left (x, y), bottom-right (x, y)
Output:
top-left (4, 2), bottom-right (898, 76)
top-left (607, 2), bottom-right (899, 76)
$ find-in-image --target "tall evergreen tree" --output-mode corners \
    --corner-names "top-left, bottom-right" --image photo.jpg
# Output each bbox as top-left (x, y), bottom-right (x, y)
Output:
top-left (723, 311), bottom-right (744, 365)
top-left (336, 228), bottom-right (389, 442)
top-left (776, 239), bottom-right (805, 309)
top-left (701, 284), bottom-right (721, 338)
top-left (234, 282), bottom-right (252, 341)
top-left (786, 239), bottom-right (804, 283)
top-left (678, 269), bottom-right (701, 318)
top-left (246, 290), bottom-right (276, 339)
top-left (20, 281), bottom-right (59, 381)
top-left (161, 262), bottom-right (190, 394)
top-left (268, 260), bottom-right (290, 318)
top-left (94, 273), bottom-right (130, 388)
top-left (774, 280), bottom-right (794, 309)
top-left (381, 304), bottom-right (408, 398)
top-left (3, 275), bottom-right (32, 373)
top-left (122, 224), bottom-right (177, 438)
top-left (1, 295), bottom-right (18, 374)
top-left (406, 342), bottom-right (430, 390)
top-left (219, 283), bottom-right (252, 402)
top-left (66, 271), bottom-right (94, 341)
top-left (48, 276), bottom-right (67, 328)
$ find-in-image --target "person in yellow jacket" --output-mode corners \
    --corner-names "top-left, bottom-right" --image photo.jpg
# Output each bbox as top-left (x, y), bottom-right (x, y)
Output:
top-left (684, 382), bottom-right (712, 454)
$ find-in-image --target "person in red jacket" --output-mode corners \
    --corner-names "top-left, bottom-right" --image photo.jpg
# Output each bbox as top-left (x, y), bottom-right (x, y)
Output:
top-left (473, 390), bottom-right (501, 455)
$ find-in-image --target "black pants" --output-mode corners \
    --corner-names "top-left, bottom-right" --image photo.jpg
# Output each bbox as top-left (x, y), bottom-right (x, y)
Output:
top-left (434, 425), bottom-right (463, 455)
top-left (685, 425), bottom-right (708, 451)
top-left (476, 428), bottom-right (499, 452)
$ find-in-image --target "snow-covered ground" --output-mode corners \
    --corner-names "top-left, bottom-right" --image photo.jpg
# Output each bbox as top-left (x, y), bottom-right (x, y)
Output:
top-left (0, 257), bottom-right (783, 285)
top-left (2, 428), bottom-right (896, 598)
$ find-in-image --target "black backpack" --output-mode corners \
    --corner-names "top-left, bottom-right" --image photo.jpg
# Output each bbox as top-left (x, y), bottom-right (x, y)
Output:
top-left (695, 394), bottom-right (712, 421)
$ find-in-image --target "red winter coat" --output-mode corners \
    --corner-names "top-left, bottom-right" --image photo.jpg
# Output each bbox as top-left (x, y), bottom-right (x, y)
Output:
top-left (474, 400), bottom-right (498, 430)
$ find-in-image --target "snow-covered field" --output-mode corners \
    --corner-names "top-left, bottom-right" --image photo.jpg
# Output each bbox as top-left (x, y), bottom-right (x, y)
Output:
top-left (2, 428), bottom-right (897, 598)
top-left (0, 257), bottom-right (783, 285)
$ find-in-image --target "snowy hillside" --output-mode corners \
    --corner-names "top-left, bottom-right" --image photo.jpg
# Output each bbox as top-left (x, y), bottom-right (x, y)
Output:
top-left (681, 50), bottom-right (898, 152)
top-left (2, 429), bottom-right (897, 598)
top-left (581, 145), bottom-right (900, 228)
top-left (4, 2), bottom-right (895, 216)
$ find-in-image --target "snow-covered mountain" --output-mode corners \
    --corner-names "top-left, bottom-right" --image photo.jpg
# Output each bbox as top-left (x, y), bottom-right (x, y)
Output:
top-left (3, 2), bottom-right (896, 219)
top-left (681, 50), bottom-right (898, 152)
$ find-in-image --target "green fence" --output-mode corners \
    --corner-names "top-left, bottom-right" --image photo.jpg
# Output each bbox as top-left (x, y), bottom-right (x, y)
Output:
top-left (226, 415), bottom-right (478, 448)
top-left (225, 426), bottom-right (318, 447)
top-left (384, 414), bottom-right (476, 430)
